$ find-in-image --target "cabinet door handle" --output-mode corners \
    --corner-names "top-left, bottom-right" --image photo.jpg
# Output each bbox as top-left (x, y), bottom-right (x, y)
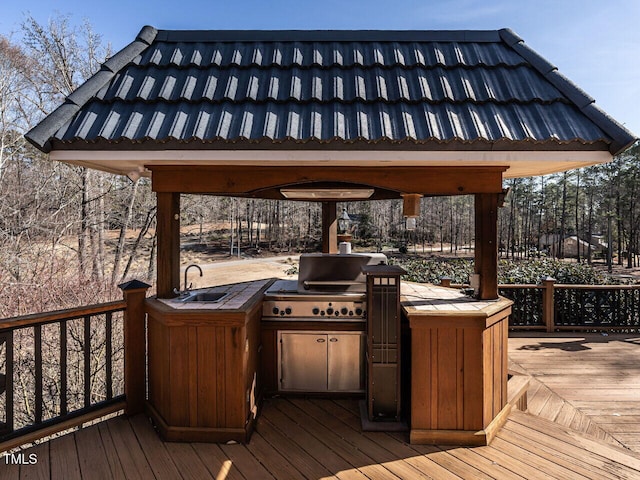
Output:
top-left (316, 338), bottom-right (326, 343)
top-left (329, 338), bottom-right (338, 342)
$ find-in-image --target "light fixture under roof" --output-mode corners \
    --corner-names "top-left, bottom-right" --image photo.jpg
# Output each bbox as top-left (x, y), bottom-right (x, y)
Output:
top-left (280, 188), bottom-right (375, 200)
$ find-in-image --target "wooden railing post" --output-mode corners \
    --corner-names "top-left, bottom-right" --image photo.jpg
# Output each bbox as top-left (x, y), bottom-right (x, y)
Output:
top-left (541, 277), bottom-right (556, 333)
top-left (119, 279), bottom-right (151, 415)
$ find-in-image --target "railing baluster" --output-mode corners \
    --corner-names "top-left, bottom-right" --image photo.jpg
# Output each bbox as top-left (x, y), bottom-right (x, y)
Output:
top-left (0, 302), bottom-right (127, 447)
top-left (60, 320), bottom-right (67, 416)
top-left (106, 312), bottom-right (113, 401)
top-left (84, 315), bottom-right (91, 408)
top-left (34, 324), bottom-right (43, 424)
top-left (1, 331), bottom-right (14, 433)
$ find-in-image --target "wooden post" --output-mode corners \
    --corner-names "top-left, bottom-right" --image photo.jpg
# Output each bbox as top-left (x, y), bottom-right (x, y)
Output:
top-left (118, 279), bottom-right (151, 415)
top-left (157, 192), bottom-right (180, 298)
top-left (440, 277), bottom-right (452, 288)
top-left (322, 201), bottom-right (338, 254)
top-left (542, 277), bottom-right (556, 332)
top-left (474, 193), bottom-right (499, 300)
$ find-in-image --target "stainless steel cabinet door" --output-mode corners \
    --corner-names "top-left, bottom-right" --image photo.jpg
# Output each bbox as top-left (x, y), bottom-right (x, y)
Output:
top-left (279, 332), bottom-right (328, 391)
top-left (328, 333), bottom-right (365, 392)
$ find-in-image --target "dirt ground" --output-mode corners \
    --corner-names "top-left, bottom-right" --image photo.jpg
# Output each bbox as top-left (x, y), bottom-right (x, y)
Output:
top-left (183, 255), bottom-right (299, 289)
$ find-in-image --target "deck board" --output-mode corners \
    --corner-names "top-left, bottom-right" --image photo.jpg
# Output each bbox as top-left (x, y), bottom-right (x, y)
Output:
top-left (254, 415), bottom-right (334, 479)
top-left (105, 416), bottom-right (155, 479)
top-left (163, 443), bottom-right (215, 480)
top-left (96, 422), bottom-right (126, 479)
top-left (218, 441), bottom-right (275, 480)
top-left (281, 398), bottom-right (403, 480)
top-left (190, 443), bottom-right (243, 480)
top-left (127, 415), bottom-right (182, 480)
top-left (74, 423), bottom-right (115, 480)
top-left (4, 333), bottom-right (640, 479)
top-left (49, 433), bottom-right (81, 480)
top-left (261, 401), bottom-right (366, 478)
top-left (18, 442), bottom-right (48, 480)
top-left (6, 400), bottom-right (640, 480)
top-left (509, 332), bottom-right (640, 453)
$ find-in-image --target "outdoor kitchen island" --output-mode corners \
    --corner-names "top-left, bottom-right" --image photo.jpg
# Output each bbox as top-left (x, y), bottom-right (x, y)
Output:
top-left (143, 268), bottom-right (512, 447)
top-left (401, 282), bottom-right (513, 446)
top-left (144, 279), bottom-right (274, 443)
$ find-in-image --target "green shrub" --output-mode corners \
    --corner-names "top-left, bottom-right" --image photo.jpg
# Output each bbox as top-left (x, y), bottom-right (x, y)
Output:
top-left (390, 255), bottom-right (619, 285)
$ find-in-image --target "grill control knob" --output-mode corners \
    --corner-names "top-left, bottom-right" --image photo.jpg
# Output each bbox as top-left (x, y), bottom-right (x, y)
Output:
top-left (326, 307), bottom-right (334, 315)
top-left (285, 307), bottom-right (292, 315)
top-left (341, 307), bottom-right (348, 315)
top-left (349, 310), bottom-right (354, 316)
top-left (335, 311), bottom-right (340, 316)
top-left (355, 308), bottom-right (363, 316)
top-left (272, 307), bottom-right (279, 315)
top-left (312, 307), bottom-right (320, 315)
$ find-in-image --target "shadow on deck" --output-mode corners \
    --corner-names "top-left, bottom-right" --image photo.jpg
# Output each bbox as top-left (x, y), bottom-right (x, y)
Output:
top-left (3, 332), bottom-right (640, 479)
top-left (3, 396), bottom-right (640, 480)
top-left (509, 332), bottom-right (640, 454)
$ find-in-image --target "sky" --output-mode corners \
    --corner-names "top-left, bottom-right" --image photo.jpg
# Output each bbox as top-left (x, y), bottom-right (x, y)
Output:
top-left (1, 0), bottom-right (639, 136)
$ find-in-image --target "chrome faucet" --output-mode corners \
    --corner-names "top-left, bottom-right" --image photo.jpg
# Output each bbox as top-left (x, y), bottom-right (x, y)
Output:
top-left (184, 264), bottom-right (203, 292)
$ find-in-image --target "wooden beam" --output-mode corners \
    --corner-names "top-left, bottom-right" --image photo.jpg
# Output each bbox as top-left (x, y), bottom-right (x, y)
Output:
top-left (157, 192), bottom-right (180, 298)
top-left (474, 193), bottom-right (499, 300)
top-left (150, 166), bottom-right (506, 196)
top-left (322, 202), bottom-right (338, 253)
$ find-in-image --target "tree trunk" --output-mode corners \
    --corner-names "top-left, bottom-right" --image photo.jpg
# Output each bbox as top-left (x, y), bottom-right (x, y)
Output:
top-left (558, 172), bottom-right (568, 259)
top-left (111, 180), bottom-right (139, 285)
top-left (121, 205), bottom-right (156, 282)
top-left (78, 167), bottom-right (89, 278)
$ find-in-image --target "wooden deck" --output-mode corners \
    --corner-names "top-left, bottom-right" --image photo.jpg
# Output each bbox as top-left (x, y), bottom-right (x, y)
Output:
top-left (2, 333), bottom-right (639, 479)
top-left (509, 332), bottom-right (640, 453)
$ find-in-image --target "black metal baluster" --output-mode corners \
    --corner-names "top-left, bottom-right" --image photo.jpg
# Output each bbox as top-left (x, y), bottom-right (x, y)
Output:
top-left (60, 320), bottom-right (67, 416)
top-left (34, 325), bottom-right (43, 424)
top-left (105, 312), bottom-right (113, 400)
top-left (1, 332), bottom-right (14, 433)
top-left (84, 315), bottom-right (91, 408)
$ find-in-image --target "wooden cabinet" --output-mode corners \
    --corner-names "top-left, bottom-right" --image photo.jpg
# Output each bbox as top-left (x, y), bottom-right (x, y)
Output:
top-left (145, 296), bottom-right (263, 443)
top-left (403, 286), bottom-right (513, 446)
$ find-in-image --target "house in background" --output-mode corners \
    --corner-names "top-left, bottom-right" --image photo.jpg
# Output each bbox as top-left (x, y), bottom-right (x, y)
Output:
top-left (539, 233), bottom-right (607, 258)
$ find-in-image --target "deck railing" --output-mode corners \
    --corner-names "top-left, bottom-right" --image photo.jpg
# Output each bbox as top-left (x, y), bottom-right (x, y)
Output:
top-left (441, 279), bottom-right (640, 332)
top-left (0, 281), bottom-right (149, 452)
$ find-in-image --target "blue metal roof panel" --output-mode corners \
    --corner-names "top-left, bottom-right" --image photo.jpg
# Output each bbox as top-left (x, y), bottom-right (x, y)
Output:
top-left (98, 65), bottom-right (563, 104)
top-left (55, 100), bottom-right (607, 144)
top-left (25, 28), bottom-right (637, 155)
top-left (137, 40), bottom-right (526, 69)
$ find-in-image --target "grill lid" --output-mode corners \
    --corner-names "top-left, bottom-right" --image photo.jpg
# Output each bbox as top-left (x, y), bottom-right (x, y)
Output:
top-left (297, 253), bottom-right (387, 293)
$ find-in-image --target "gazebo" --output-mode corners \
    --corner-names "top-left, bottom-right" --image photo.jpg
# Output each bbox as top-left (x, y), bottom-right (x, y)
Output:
top-left (25, 27), bottom-right (636, 446)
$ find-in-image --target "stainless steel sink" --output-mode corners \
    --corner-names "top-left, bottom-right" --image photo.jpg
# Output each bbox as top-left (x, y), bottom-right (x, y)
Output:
top-left (179, 291), bottom-right (229, 303)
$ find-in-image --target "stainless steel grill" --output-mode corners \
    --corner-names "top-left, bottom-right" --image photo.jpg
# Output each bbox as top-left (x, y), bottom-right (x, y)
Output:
top-left (262, 253), bottom-right (387, 321)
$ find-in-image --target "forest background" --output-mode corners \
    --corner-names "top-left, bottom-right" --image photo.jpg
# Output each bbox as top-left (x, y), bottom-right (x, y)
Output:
top-left (2, 16), bottom-right (640, 318)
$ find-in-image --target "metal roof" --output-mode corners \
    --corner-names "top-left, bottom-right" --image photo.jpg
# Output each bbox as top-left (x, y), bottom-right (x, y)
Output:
top-left (26, 27), bottom-right (636, 157)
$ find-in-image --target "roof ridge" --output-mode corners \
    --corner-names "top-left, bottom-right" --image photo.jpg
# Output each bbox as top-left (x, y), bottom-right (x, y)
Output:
top-left (499, 28), bottom-right (636, 154)
top-left (154, 29), bottom-right (503, 43)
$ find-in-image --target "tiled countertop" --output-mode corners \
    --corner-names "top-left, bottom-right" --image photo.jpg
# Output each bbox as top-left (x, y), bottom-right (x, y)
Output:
top-left (401, 281), bottom-right (512, 317)
top-left (157, 279), bottom-right (272, 310)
